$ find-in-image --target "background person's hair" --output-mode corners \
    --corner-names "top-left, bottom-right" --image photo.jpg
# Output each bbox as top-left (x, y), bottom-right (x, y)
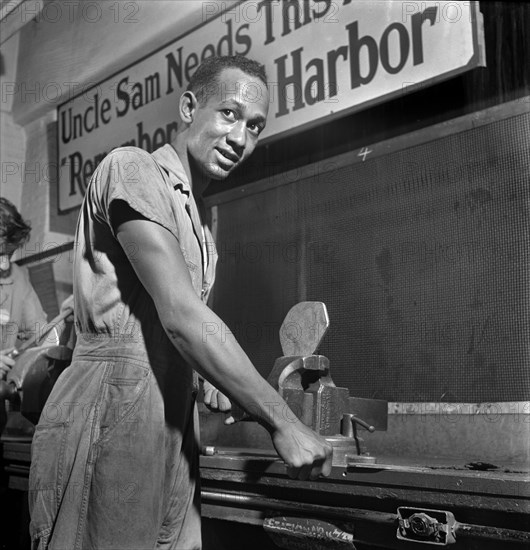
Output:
top-left (187, 55), bottom-right (267, 105)
top-left (0, 197), bottom-right (32, 251)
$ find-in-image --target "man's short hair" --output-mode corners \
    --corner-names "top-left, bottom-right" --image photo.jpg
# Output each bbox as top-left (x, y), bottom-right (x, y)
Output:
top-left (0, 197), bottom-right (31, 251)
top-left (187, 55), bottom-right (267, 105)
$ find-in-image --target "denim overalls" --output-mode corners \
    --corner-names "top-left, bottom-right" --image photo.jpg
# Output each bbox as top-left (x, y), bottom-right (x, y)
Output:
top-left (28, 145), bottom-right (217, 550)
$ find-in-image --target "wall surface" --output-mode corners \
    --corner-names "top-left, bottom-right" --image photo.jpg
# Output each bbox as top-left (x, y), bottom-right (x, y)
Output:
top-left (0, 31), bottom-right (25, 206)
top-left (14, 1), bottom-right (237, 124)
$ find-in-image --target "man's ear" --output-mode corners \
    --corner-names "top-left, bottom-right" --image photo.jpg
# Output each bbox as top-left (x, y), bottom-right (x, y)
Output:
top-left (179, 91), bottom-right (198, 124)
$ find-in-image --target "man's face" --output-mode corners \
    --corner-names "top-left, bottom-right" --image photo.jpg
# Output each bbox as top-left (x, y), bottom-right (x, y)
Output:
top-left (186, 67), bottom-right (270, 181)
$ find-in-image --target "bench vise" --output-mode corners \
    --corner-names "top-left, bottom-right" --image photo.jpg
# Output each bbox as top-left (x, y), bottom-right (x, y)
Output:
top-left (267, 302), bottom-right (387, 466)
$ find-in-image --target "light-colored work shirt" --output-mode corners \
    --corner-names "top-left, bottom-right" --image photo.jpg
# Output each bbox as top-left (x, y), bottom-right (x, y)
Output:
top-left (74, 143), bottom-right (218, 361)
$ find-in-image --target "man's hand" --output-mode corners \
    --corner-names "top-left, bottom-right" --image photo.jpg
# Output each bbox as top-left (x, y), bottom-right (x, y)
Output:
top-left (0, 349), bottom-right (16, 379)
top-left (271, 420), bottom-right (333, 481)
top-left (202, 379), bottom-right (235, 425)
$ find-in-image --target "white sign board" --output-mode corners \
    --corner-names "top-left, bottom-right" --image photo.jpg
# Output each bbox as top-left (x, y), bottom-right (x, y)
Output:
top-left (58, 0), bottom-right (485, 211)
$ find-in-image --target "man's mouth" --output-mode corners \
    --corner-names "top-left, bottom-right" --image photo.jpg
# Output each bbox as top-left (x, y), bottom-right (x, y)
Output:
top-left (216, 148), bottom-right (239, 164)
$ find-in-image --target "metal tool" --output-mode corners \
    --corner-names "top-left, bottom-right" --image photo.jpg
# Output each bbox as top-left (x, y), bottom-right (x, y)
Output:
top-left (229, 302), bottom-right (388, 467)
top-left (266, 302), bottom-right (388, 466)
top-left (278, 301), bottom-right (329, 357)
top-left (5, 307), bottom-right (72, 360)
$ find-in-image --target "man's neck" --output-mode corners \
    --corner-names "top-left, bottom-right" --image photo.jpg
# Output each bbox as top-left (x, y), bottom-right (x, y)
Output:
top-left (171, 138), bottom-right (210, 200)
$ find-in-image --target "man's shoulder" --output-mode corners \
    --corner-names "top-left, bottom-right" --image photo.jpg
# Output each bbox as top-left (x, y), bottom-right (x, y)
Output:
top-left (105, 146), bottom-right (154, 165)
top-left (94, 147), bottom-right (163, 182)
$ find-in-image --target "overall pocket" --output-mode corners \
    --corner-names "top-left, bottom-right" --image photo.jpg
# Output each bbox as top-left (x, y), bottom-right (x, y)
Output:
top-left (94, 360), bottom-right (150, 446)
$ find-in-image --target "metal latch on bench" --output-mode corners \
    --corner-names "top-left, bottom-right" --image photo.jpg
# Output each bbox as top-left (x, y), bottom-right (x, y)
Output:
top-left (397, 507), bottom-right (456, 545)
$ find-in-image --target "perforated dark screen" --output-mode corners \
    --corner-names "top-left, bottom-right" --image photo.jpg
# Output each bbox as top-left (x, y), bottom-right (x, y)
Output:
top-left (210, 110), bottom-right (530, 402)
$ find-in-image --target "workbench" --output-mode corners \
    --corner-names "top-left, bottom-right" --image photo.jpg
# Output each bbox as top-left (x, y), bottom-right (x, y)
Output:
top-left (199, 449), bottom-right (529, 550)
top-left (2, 419), bottom-right (530, 550)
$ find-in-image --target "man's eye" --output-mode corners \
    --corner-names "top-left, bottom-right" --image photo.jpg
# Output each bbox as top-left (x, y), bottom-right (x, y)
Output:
top-left (222, 109), bottom-right (236, 120)
top-left (248, 122), bottom-right (263, 135)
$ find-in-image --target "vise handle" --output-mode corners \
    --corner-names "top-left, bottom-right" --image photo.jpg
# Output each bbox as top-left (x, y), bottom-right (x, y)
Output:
top-left (342, 413), bottom-right (375, 435)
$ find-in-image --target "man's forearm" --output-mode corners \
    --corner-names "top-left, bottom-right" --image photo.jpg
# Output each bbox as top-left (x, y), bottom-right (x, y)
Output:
top-left (161, 302), bottom-right (293, 433)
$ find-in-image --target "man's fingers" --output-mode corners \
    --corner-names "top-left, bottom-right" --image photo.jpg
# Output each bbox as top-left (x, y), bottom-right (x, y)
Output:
top-left (204, 388), bottom-right (232, 414)
top-left (284, 446), bottom-right (333, 481)
top-left (310, 457), bottom-right (328, 480)
top-left (317, 444), bottom-right (334, 478)
top-left (217, 393), bottom-right (231, 412)
top-left (224, 414), bottom-right (235, 425)
top-left (297, 463), bottom-right (313, 481)
top-left (321, 449), bottom-right (333, 477)
top-left (205, 390), bottom-right (218, 409)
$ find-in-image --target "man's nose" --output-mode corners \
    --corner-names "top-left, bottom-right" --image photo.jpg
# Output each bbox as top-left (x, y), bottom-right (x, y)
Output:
top-left (227, 121), bottom-right (246, 153)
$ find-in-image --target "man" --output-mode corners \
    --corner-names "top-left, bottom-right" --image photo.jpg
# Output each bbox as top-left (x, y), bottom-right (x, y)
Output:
top-left (29, 56), bottom-right (332, 550)
top-left (0, 198), bottom-right (48, 379)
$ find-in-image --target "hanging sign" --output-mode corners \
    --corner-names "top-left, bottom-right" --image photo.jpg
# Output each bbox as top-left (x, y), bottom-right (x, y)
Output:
top-left (58, 1), bottom-right (485, 211)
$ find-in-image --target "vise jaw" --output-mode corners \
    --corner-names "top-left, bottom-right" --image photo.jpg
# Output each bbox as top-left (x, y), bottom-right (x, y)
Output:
top-left (267, 302), bottom-right (387, 466)
top-left (268, 355), bottom-right (349, 437)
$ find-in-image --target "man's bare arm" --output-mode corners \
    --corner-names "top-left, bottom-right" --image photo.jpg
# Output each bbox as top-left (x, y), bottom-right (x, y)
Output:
top-left (112, 204), bottom-right (332, 480)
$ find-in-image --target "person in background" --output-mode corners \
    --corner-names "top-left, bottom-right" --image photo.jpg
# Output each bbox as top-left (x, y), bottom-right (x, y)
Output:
top-left (0, 197), bottom-right (48, 379)
top-left (29, 55), bottom-right (332, 550)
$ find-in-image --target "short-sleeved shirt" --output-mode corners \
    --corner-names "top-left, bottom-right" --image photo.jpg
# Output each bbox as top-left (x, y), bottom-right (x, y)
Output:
top-left (73, 144), bottom-right (218, 367)
top-left (0, 263), bottom-right (48, 350)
